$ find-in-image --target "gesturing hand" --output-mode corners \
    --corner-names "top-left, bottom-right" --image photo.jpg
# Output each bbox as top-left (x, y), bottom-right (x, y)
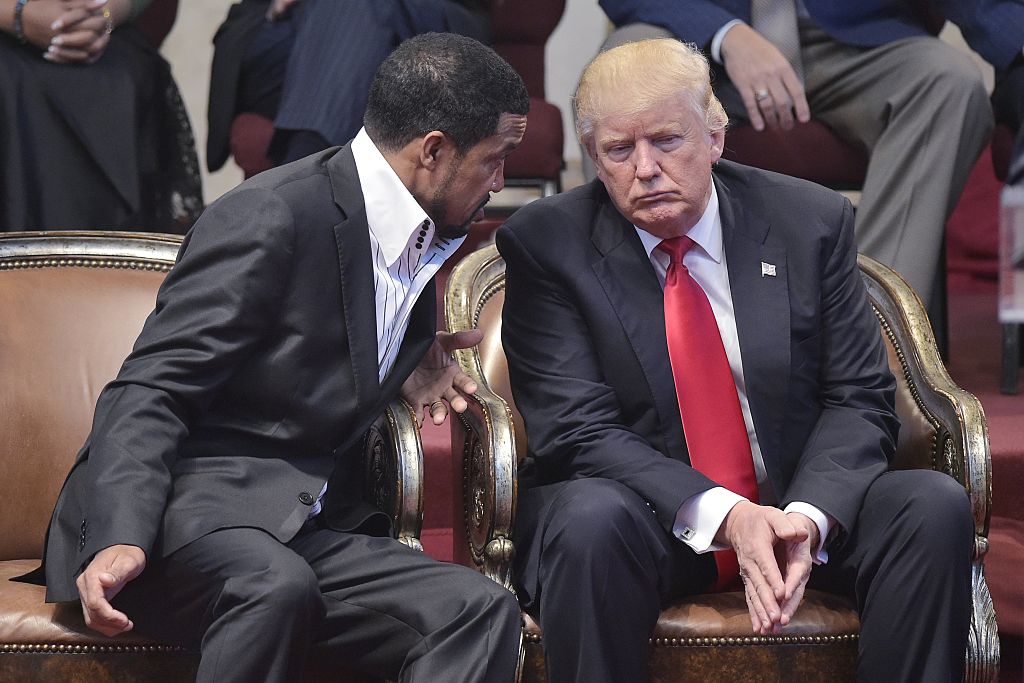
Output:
top-left (720, 23), bottom-right (811, 132)
top-left (76, 543), bottom-right (146, 637)
top-left (718, 501), bottom-right (809, 635)
top-left (400, 329), bottom-right (483, 427)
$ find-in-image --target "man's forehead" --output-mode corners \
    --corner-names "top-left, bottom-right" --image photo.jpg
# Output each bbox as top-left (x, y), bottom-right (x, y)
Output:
top-left (497, 112), bottom-right (528, 138)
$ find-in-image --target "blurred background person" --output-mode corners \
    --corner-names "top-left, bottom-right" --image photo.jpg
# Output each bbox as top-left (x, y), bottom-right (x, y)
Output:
top-left (207, 0), bottom-right (489, 174)
top-left (0, 0), bottom-right (202, 233)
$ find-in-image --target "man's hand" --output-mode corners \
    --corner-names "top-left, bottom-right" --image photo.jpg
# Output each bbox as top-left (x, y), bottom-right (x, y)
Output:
top-left (776, 511), bottom-right (818, 627)
top-left (400, 329), bottom-right (483, 427)
top-left (717, 501), bottom-right (809, 634)
top-left (720, 23), bottom-right (811, 132)
top-left (76, 544), bottom-right (146, 637)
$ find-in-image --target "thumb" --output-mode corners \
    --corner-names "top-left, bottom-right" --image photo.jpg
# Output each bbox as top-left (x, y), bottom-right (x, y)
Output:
top-left (97, 572), bottom-right (123, 589)
top-left (438, 328), bottom-right (484, 352)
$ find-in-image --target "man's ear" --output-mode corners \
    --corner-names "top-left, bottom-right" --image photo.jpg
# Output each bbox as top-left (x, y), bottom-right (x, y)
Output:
top-left (419, 131), bottom-right (449, 170)
top-left (585, 138), bottom-right (606, 182)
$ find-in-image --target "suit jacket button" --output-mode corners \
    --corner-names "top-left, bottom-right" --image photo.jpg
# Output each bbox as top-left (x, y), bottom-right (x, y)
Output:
top-left (298, 492), bottom-right (315, 506)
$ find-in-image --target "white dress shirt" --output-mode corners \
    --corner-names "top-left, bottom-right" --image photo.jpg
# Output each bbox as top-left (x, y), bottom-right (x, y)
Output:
top-left (308, 128), bottom-right (466, 518)
top-left (634, 182), bottom-right (832, 563)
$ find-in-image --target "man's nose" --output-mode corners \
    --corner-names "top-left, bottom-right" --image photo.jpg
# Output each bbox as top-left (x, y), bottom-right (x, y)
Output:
top-left (633, 142), bottom-right (659, 181)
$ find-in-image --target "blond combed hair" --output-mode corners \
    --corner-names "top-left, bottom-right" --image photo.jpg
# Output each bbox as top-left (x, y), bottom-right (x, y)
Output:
top-left (574, 38), bottom-right (728, 149)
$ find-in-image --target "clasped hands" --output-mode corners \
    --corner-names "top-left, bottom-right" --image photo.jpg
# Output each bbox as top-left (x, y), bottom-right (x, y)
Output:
top-left (20, 0), bottom-right (124, 64)
top-left (717, 500), bottom-right (820, 635)
top-left (400, 329), bottom-right (483, 428)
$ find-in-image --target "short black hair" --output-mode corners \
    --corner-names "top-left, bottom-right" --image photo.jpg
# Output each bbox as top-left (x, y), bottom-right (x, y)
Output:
top-left (364, 32), bottom-right (529, 154)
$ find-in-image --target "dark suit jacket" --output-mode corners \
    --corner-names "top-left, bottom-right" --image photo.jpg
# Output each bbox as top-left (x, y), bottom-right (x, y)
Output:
top-left (599, 0), bottom-right (1024, 72)
top-left (496, 161), bottom-right (899, 544)
top-left (41, 144), bottom-right (436, 602)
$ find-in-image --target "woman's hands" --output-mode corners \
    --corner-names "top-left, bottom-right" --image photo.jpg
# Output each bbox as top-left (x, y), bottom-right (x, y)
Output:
top-left (20, 0), bottom-right (130, 64)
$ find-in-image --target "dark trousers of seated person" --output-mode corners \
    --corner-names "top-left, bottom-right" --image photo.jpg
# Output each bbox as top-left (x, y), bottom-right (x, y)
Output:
top-left (992, 57), bottom-right (1024, 186)
top-left (111, 522), bottom-right (521, 683)
top-left (514, 472), bottom-right (973, 683)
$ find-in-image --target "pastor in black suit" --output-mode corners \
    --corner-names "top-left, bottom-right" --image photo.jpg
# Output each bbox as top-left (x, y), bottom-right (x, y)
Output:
top-left (498, 38), bottom-right (972, 683)
top-left (38, 33), bottom-right (528, 683)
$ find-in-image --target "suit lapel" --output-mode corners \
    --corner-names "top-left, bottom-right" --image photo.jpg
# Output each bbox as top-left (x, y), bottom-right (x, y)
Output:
top-left (716, 170), bottom-right (790, 484)
top-left (328, 146), bottom-right (383, 418)
top-left (589, 192), bottom-right (689, 461)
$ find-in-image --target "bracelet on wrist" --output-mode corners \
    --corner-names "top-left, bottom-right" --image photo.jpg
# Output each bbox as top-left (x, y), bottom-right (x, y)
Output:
top-left (13, 0), bottom-right (30, 44)
top-left (102, 6), bottom-right (113, 35)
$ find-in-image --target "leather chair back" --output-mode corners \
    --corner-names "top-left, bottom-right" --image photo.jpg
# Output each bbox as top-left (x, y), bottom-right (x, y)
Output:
top-left (0, 232), bottom-right (180, 562)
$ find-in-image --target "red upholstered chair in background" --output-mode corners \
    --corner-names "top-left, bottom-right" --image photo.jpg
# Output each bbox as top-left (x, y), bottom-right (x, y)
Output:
top-left (134, 0), bottom-right (179, 48)
top-left (490, 0), bottom-right (566, 197)
top-left (226, 0), bottom-right (567, 195)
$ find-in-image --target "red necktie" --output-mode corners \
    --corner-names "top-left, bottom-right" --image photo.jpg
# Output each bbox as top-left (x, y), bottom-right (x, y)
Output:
top-left (658, 236), bottom-right (758, 591)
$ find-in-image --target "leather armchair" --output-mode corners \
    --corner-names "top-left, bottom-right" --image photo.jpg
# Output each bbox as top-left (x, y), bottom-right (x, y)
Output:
top-left (0, 232), bottom-right (422, 682)
top-left (444, 243), bottom-right (999, 682)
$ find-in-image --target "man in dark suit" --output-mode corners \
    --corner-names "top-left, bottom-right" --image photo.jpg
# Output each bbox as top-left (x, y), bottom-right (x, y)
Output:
top-left (38, 32), bottom-right (528, 683)
top-left (595, 0), bottom-right (999, 340)
top-left (207, 0), bottom-right (489, 170)
top-left (498, 38), bottom-right (972, 682)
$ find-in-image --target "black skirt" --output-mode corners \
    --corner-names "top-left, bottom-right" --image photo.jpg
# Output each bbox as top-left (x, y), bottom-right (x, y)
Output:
top-left (0, 25), bottom-right (202, 233)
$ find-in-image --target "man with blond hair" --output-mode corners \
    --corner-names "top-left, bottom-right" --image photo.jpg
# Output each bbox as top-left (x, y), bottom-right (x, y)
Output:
top-left (497, 39), bottom-right (972, 682)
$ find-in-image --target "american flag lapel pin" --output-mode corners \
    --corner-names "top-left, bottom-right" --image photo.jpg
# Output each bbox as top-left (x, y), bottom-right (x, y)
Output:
top-left (761, 261), bottom-right (777, 277)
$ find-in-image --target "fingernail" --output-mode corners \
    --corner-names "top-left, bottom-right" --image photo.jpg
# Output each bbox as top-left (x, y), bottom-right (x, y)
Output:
top-left (47, 45), bottom-right (57, 53)
top-left (51, 36), bottom-right (63, 46)
top-left (43, 51), bottom-right (55, 61)
top-left (51, 20), bottom-right (63, 30)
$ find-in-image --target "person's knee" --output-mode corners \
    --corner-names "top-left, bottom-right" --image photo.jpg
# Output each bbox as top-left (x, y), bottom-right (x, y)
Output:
top-left (601, 23), bottom-right (674, 52)
top-left (908, 41), bottom-right (992, 127)
top-left (543, 479), bottom-right (656, 557)
top-left (229, 554), bottom-right (324, 622)
top-left (894, 470), bottom-right (973, 555)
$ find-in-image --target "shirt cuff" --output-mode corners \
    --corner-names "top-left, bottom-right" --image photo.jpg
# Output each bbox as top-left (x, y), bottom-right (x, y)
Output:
top-left (673, 487), bottom-right (746, 553)
top-left (711, 19), bottom-right (745, 64)
top-left (784, 502), bottom-right (835, 564)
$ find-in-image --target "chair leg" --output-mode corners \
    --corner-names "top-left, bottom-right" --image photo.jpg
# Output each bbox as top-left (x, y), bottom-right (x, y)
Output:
top-left (1001, 323), bottom-right (1020, 394)
top-left (540, 179), bottom-right (559, 198)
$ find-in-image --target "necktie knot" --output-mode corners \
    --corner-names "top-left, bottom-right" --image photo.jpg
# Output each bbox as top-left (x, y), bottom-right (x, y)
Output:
top-left (657, 236), bottom-right (695, 265)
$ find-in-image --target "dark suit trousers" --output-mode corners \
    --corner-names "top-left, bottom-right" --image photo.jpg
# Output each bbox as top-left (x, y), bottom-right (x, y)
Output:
top-left (112, 523), bottom-right (521, 683)
top-left (992, 57), bottom-right (1024, 185)
top-left (516, 470), bottom-right (972, 683)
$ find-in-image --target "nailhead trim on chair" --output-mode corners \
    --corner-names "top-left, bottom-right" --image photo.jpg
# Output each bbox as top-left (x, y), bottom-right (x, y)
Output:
top-left (2, 644), bottom-right (188, 653)
top-left (871, 305), bottom-right (941, 471)
top-left (522, 633), bottom-right (859, 646)
top-left (0, 258), bottom-right (172, 272)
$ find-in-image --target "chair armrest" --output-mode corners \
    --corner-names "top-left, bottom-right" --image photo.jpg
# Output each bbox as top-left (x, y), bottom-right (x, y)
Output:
top-left (452, 385), bottom-right (518, 592)
top-left (858, 255), bottom-right (998, 682)
top-left (364, 398), bottom-right (424, 551)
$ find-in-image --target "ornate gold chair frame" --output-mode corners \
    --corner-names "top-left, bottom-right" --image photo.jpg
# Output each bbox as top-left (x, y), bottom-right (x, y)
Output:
top-left (445, 243), bottom-right (999, 682)
top-left (0, 231), bottom-right (421, 681)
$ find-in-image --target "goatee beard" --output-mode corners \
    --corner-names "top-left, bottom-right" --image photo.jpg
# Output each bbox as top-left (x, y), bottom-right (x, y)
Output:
top-left (436, 195), bottom-right (490, 239)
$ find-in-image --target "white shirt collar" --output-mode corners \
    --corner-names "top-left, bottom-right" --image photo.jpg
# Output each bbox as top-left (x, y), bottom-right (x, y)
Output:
top-left (351, 128), bottom-right (433, 267)
top-left (635, 180), bottom-right (722, 262)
